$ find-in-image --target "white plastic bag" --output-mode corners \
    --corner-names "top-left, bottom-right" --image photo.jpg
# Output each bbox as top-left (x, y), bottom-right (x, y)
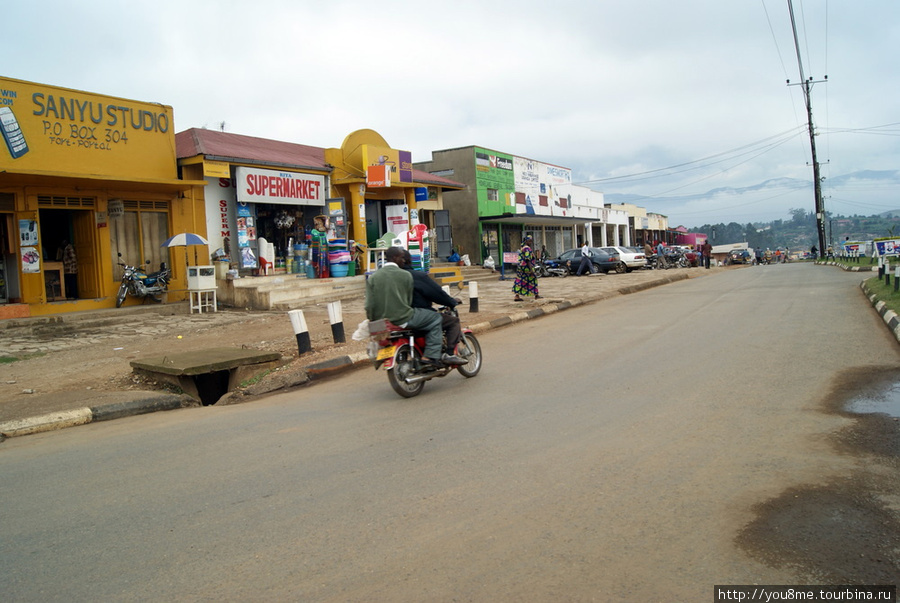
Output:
top-left (461, 254), bottom-right (471, 266)
top-left (352, 319), bottom-right (370, 341)
top-left (483, 256), bottom-right (496, 270)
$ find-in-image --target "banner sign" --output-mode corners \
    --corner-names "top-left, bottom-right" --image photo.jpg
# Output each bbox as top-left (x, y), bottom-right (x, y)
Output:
top-left (874, 239), bottom-right (900, 256)
top-left (235, 166), bottom-right (324, 206)
top-left (0, 76), bottom-right (177, 180)
top-left (366, 164), bottom-right (391, 188)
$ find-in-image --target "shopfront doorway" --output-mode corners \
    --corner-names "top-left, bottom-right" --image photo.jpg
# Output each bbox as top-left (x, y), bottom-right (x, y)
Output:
top-left (38, 207), bottom-right (98, 300)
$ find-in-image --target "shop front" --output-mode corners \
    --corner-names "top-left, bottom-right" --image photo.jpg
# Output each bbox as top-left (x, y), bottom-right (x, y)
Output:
top-left (177, 128), bottom-right (335, 277)
top-left (324, 129), bottom-right (463, 272)
top-left (0, 77), bottom-right (204, 318)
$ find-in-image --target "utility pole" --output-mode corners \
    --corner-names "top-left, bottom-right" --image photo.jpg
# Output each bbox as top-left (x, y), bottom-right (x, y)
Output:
top-left (787, 0), bottom-right (827, 254)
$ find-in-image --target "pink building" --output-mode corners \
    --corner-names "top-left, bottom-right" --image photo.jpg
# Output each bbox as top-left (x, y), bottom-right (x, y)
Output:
top-left (675, 231), bottom-right (708, 249)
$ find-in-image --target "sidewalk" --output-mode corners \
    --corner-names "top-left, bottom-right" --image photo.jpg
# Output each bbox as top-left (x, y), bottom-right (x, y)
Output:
top-left (0, 266), bottom-right (724, 438)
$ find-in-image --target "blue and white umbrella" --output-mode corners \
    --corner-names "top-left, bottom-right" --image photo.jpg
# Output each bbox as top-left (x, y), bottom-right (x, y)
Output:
top-left (161, 232), bottom-right (209, 248)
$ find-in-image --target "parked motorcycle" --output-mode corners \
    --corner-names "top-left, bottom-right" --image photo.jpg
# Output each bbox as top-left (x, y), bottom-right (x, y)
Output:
top-left (535, 256), bottom-right (568, 278)
top-left (115, 253), bottom-right (170, 307)
top-left (368, 306), bottom-right (483, 398)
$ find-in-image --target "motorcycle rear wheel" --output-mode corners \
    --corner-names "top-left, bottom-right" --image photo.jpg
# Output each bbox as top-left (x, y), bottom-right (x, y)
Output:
top-left (456, 333), bottom-right (482, 378)
top-left (387, 344), bottom-right (426, 398)
top-left (115, 283), bottom-right (128, 308)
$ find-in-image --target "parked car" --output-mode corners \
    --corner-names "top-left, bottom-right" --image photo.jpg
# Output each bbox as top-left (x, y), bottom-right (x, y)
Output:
top-left (557, 247), bottom-right (622, 274)
top-left (601, 246), bottom-right (645, 272)
top-left (729, 249), bottom-right (752, 264)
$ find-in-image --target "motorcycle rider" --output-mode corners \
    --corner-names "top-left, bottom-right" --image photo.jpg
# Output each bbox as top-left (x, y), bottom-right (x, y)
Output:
top-left (365, 246), bottom-right (463, 367)
top-left (400, 248), bottom-right (464, 360)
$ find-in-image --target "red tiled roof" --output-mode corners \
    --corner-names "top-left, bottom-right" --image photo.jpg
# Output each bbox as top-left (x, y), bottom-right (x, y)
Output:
top-left (176, 128), bottom-right (327, 171)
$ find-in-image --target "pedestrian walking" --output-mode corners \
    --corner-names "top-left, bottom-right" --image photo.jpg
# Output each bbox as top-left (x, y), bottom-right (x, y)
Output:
top-left (513, 236), bottom-right (541, 301)
top-left (576, 241), bottom-right (594, 276)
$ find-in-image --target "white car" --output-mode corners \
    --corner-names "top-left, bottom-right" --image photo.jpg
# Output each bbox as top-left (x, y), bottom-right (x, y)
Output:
top-left (601, 246), bottom-right (646, 272)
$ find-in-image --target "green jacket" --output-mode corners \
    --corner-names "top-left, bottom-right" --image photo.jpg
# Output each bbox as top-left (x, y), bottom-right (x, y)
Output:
top-left (365, 263), bottom-right (414, 325)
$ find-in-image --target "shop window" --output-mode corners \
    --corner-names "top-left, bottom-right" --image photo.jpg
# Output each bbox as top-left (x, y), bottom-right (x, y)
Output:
top-left (109, 201), bottom-right (169, 279)
top-left (487, 189), bottom-right (499, 202)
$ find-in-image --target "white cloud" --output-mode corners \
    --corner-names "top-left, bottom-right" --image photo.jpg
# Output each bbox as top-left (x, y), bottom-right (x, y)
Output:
top-left (5, 0), bottom-right (899, 227)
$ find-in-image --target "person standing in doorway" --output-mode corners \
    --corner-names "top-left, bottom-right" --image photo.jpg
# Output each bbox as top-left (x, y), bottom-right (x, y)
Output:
top-left (513, 236), bottom-right (541, 301)
top-left (59, 240), bottom-right (78, 299)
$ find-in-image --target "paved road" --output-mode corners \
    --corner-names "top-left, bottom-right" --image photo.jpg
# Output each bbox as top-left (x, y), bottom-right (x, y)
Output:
top-left (2, 264), bottom-right (898, 601)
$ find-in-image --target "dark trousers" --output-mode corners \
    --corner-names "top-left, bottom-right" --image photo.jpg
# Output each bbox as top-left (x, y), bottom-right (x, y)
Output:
top-left (576, 256), bottom-right (593, 275)
top-left (64, 273), bottom-right (78, 299)
top-left (442, 313), bottom-right (461, 351)
top-left (703, 255), bottom-right (711, 269)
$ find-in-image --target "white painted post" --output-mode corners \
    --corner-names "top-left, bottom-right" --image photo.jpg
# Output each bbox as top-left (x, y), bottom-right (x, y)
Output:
top-left (469, 281), bottom-right (479, 313)
top-left (288, 310), bottom-right (311, 355)
top-left (327, 301), bottom-right (345, 344)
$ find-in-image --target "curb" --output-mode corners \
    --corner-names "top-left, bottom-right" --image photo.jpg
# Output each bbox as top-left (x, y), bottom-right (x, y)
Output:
top-left (1, 272), bottom-right (691, 439)
top-left (0, 393), bottom-right (192, 438)
top-left (861, 280), bottom-right (900, 344)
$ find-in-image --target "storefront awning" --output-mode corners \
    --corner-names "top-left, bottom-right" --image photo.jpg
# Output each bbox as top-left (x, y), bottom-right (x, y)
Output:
top-left (480, 213), bottom-right (594, 227)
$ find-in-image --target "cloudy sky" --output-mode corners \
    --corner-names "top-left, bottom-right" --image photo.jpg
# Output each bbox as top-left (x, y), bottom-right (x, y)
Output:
top-left (7, 0), bottom-right (899, 227)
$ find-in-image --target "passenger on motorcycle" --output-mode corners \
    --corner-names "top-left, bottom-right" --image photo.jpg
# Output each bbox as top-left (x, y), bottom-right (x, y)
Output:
top-left (365, 246), bottom-right (461, 367)
top-left (401, 249), bottom-right (464, 360)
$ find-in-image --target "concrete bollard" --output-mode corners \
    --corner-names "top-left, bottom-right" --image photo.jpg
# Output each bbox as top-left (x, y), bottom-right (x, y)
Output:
top-left (288, 309), bottom-right (312, 356)
top-left (894, 266), bottom-right (900, 293)
top-left (327, 301), bottom-right (345, 344)
top-left (469, 281), bottom-right (479, 313)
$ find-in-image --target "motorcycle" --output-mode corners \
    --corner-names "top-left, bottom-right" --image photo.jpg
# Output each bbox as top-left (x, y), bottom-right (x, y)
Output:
top-left (368, 306), bottom-right (483, 398)
top-left (535, 256), bottom-right (568, 278)
top-left (115, 253), bottom-right (171, 308)
top-left (535, 246), bottom-right (567, 278)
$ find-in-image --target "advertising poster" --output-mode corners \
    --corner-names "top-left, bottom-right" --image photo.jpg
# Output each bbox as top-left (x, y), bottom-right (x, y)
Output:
top-left (21, 246), bottom-right (40, 273)
top-left (874, 239), bottom-right (900, 256)
top-left (19, 219), bottom-right (38, 246)
top-left (385, 205), bottom-right (409, 235)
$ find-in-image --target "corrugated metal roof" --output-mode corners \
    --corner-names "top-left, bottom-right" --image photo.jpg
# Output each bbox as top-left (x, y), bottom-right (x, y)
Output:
top-left (175, 128), bottom-right (328, 171)
top-left (175, 128), bottom-right (464, 188)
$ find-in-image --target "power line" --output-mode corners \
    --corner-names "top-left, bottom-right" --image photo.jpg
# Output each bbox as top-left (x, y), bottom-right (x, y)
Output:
top-left (572, 126), bottom-right (806, 186)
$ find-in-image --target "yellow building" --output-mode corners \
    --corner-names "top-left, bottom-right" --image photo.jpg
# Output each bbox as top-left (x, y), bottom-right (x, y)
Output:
top-left (0, 77), bottom-right (204, 318)
top-left (325, 129), bottom-right (464, 270)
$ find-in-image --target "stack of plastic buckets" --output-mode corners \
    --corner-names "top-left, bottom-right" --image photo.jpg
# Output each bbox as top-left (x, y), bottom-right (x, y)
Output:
top-left (328, 239), bottom-right (350, 277)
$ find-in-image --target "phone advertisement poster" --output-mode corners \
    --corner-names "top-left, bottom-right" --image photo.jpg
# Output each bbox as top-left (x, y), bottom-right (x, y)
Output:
top-left (21, 247), bottom-right (40, 273)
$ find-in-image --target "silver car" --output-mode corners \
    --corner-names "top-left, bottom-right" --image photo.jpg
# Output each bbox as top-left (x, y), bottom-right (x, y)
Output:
top-left (601, 246), bottom-right (646, 272)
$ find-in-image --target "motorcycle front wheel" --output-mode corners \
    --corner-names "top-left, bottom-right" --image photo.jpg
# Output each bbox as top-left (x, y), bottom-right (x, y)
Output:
top-left (456, 333), bottom-right (483, 378)
top-left (387, 344), bottom-right (426, 398)
top-left (115, 282), bottom-right (128, 308)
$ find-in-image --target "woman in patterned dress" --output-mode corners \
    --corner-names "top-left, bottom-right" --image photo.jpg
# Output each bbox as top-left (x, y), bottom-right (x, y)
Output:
top-left (513, 236), bottom-right (542, 301)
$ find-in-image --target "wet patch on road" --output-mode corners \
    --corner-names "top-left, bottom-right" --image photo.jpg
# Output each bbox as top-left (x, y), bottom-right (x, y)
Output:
top-left (825, 366), bottom-right (900, 459)
top-left (736, 366), bottom-right (900, 584)
top-left (736, 479), bottom-right (900, 584)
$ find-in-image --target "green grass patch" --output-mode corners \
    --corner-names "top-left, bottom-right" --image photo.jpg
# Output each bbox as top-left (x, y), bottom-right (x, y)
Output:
top-left (864, 275), bottom-right (900, 315)
top-left (239, 369), bottom-right (273, 388)
top-left (0, 356), bottom-right (20, 364)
